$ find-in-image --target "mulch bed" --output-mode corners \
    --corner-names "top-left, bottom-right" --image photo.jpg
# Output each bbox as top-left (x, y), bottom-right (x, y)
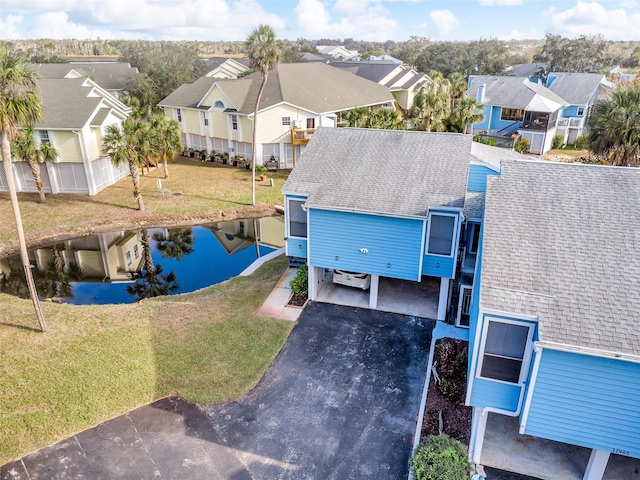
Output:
top-left (420, 338), bottom-right (472, 445)
top-left (287, 293), bottom-right (308, 307)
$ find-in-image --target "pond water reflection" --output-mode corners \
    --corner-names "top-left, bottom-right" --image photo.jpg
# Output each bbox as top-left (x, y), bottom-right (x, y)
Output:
top-left (0, 216), bottom-right (284, 305)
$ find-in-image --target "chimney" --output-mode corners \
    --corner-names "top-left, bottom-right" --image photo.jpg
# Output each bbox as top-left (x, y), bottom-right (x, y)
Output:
top-left (477, 83), bottom-right (486, 103)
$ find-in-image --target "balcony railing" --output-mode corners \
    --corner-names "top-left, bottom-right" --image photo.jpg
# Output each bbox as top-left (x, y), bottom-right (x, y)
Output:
top-left (291, 128), bottom-right (315, 146)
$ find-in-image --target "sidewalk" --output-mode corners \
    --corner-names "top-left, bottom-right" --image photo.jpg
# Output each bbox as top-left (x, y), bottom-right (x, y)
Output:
top-left (256, 267), bottom-right (303, 321)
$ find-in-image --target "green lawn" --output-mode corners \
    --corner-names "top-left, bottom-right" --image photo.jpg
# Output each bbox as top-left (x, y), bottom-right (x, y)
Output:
top-left (0, 255), bottom-right (293, 465)
top-left (0, 156), bottom-right (290, 250)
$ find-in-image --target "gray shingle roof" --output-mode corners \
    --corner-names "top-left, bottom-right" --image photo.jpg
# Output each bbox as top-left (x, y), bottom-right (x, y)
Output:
top-left (159, 63), bottom-right (394, 115)
top-left (470, 141), bottom-right (534, 169)
top-left (547, 72), bottom-right (609, 105)
top-left (37, 78), bottom-right (102, 129)
top-left (481, 160), bottom-right (640, 356)
top-left (510, 63), bottom-right (546, 77)
top-left (467, 76), bottom-right (568, 109)
top-left (330, 61), bottom-right (401, 83)
top-left (283, 127), bottom-right (473, 217)
top-left (31, 62), bottom-right (139, 91)
top-left (464, 191), bottom-right (486, 220)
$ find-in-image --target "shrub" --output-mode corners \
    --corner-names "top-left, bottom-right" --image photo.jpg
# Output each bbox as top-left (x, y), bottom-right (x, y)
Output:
top-left (574, 134), bottom-right (589, 150)
top-left (472, 134), bottom-right (497, 146)
top-left (514, 138), bottom-right (530, 153)
top-left (256, 164), bottom-right (267, 174)
top-left (436, 339), bottom-right (468, 403)
top-left (552, 134), bottom-right (563, 149)
top-left (410, 434), bottom-right (471, 480)
top-left (289, 265), bottom-right (308, 297)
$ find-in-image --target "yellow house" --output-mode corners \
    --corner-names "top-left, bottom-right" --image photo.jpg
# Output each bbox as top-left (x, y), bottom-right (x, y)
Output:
top-left (157, 62), bottom-right (395, 168)
top-left (0, 77), bottom-right (131, 196)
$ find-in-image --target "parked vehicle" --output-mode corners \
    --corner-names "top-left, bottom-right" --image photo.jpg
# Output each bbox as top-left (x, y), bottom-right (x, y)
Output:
top-left (333, 270), bottom-right (371, 290)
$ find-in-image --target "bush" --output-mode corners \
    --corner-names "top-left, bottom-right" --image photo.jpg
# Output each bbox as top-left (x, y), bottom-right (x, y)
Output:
top-left (289, 265), bottom-right (308, 297)
top-left (472, 134), bottom-right (497, 146)
top-left (552, 134), bottom-right (563, 149)
top-left (514, 138), bottom-right (530, 153)
top-left (410, 435), bottom-right (471, 480)
top-left (255, 164), bottom-right (267, 174)
top-left (436, 339), bottom-right (468, 403)
top-left (574, 134), bottom-right (589, 150)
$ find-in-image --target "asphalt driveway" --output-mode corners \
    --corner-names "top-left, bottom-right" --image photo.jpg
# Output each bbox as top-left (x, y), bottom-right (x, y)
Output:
top-left (1, 302), bottom-right (434, 479)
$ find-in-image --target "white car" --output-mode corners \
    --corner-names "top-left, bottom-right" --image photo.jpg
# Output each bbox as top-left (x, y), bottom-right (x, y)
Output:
top-left (333, 270), bottom-right (371, 290)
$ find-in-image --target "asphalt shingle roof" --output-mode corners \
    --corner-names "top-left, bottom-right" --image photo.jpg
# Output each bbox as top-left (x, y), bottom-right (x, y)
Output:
top-left (547, 72), bottom-right (609, 105)
top-left (467, 76), bottom-right (568, 109)
top-left (37, 78), bottom-right (102, 129)
top-left (481, 161), bottom-right (640, 356)
top-left (283, 127), bottom-right (473, 218)
top-left (30, 62), bottom-right (139, 91)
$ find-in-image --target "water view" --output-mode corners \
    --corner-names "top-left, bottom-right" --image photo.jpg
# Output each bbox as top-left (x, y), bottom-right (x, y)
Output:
top-left (0, 216), bottom-right (284, 305)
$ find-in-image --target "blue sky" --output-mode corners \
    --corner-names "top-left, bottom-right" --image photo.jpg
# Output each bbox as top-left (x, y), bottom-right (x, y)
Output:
top-left (1, 1), bottom-right (639, 42)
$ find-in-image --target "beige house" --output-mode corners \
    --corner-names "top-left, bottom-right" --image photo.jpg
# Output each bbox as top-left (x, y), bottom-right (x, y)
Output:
top-left (0, 77), bottom-right (131, 196)
top-left (203, 57), bottom-right (251, 79)
top-left (157, 62), bottom-right (395, 168)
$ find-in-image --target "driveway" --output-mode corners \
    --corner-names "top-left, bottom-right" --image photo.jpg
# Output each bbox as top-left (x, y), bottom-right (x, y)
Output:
top-left (1, 302), bottom-right (434, 479)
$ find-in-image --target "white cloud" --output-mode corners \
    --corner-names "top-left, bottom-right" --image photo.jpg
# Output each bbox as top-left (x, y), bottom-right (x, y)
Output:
top-left (549, 1), bottom-right (640, 40)
top-left (30, 11), bottom-right (121, 40)
top-left (293, 0), bottom-right (397, 41)
top-left (0, 14), bottom-right (24, 39)
top-left (478, 0), bottom-right (522, 5)
top-left (430, 9), bottom-right (459, 35)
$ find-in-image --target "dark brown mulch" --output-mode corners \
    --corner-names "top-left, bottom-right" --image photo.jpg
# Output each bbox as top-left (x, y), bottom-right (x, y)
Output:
top-left (420, 339), bottom-right (472, 445)
top-left (287, 294), bottom-right (308, 307)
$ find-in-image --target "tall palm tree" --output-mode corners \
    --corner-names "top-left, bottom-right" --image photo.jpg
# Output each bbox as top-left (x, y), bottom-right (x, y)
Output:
top-left (101, 119), bottom-right (155, 211)
top-left (11, 125), bottom-right (58, 203)
top-left (149, 113), bottom-right (182, 179)
top-left (340, 107), bottom-right (406, 130)
top-left (0, 47), bottom-right (47, 331)
top-left (409, 80), bottom-right (452, 132)
top-left (127, 230), bottom-right (179, 302)
top-left (245, 24), bottom-right (282, 206)
top-left (448, 97), bottom-right (485, 134)
top-left (152, 227), bottom-right (194, 260)
top-left (587, 84), bottom-right (640, 167)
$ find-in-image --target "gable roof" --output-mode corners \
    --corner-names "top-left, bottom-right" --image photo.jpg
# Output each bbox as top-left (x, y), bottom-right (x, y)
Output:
top-left (283, 127), bottom-right (474, 218)
top-left (509, 63), bottom-right (546, 77)
top-left (159, 62), bottom-right (394, 115)
top-left (481, 160), bottom-right (640, 356)
top-left (467, 76), bottom-right (568, 110)
top-left (31, 62), bottom-right (140, 91)
top-left (547, 72), bottom-right (612, 105)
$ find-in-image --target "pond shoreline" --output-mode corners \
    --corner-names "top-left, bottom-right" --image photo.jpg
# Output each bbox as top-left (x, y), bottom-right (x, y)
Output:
top-left (0, 204), bottom-right (278, 259)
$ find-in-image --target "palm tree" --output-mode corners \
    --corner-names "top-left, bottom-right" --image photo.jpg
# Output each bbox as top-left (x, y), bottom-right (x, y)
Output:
top-left (152, 227), bottom-right (194, 260)
top-left (120, 95), bottom-right (147, 120)
top-left (0, 47), bottom-right (47, 331)
top-left (448, 97), bottom-right (485, 134)
top-left (149, 113), bottom-right (182, 179)
top-left (11, 125), bottom-right (58, 203)
top-left (127, 230), bottom-right (179, 302)
top-left (101, 119), bottom-right (155, 211)
top-left (245, 25), bottom-right (282, 206)
top-left (340, 107), bottom-right (406, 130)
top-left (587, 84), bottom-right (640, 167)
top-left (409, 80), bottom-right (452, 132)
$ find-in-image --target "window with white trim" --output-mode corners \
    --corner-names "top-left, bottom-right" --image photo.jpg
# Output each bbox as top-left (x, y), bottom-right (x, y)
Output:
top-left (176, 108), bottom-right (182, 122)
top-left (427, 214), bottom-right (456, 256)
top-left (231, 115), bottom-right (238, 131)
top-left (577, 107), bottom-right (585, 116)
top-left (214, 100), bottom-right (225, 109)
top-left (125, 250), bottom-right (132, 267)
top-left (133, 244), bottom-right (139, 260)
top-left (201, 111), bottom-right (208, 126)
top-left (478, 319), bottom-right (533, 384)
top-left (500, 108), bottom-right (524, 122)
top-left (282, 116), bottom-right (291, 126)
top-left (288, 199), bottom-right (307, 238)
top-left (38, 130), bottom-right (50, 144)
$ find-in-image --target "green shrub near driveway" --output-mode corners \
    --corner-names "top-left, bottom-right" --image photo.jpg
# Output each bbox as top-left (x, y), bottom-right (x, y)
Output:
top-left (514, 138), bottom-right (530, 154)
top-left (410, 434), bottom-right (471, 480)
top-left (289, 264), bottom-right (308, 298)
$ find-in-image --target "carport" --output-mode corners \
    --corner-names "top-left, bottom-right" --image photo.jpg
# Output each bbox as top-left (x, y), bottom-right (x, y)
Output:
top-left (314, 270), bottom-right (440, 319)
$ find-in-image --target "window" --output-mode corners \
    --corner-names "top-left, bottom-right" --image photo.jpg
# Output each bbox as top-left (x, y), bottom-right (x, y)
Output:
top-left (38, 130), bottom-right (50, 144)
top-left (202, 112), bottom-right (208, 126)
top-left (427, 214), bottom-right (456, 256)
top-left (176, 108), bottom-right (182, 122)
top-left (214, 100), bottom-right (225, 109)
top-left (469, 223), bottom-right (481, 255)
top-left (231, 115), bottom-right (238, 131)
top-left (288, 199), bottom-right (307, 238)
top-left (125, 250), bottom-right (132, 267)
top-left (133, 244), bottom-right (139, 260)
top-left (282, 116), bottom-right (291, 126)
top-left (306, 118), bottom-right (315, 129)
top-left (479, 319), bottom-right (533, 384)
top-left (500, 108), bottom-right (524, 122)
top-left (577, 107), bottom-right (585, 116)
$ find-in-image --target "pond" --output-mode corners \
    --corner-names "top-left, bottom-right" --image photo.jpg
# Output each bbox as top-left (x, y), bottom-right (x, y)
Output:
top-left (0, 216), bottom-right (284, 305)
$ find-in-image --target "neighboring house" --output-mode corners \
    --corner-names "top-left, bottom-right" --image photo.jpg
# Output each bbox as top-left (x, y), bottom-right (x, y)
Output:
top-left (546, 72), bottom-right (613, 145)
top-left (466, 160), bottom-right (640, 480)
top-left (30, 62), bottom-right (140, 98)
top-left (466, 75), bottom-right (569, 154)
top-left (0, 77), bottom-right (131, 196)
top-left (316, 45), bottom-right (359, 59)
top-left (203, 57), bottom-right (252, 79)
top-left (157, 62), bottom-right (394, 168)
top-left (282, 127), bottom-right (531, 322)
top-left (368, 55), bottom-right (403, 64)
top-left (509, 62), bottom-right (547, 82)
top-left (329, 60), bottom-right (432, 111)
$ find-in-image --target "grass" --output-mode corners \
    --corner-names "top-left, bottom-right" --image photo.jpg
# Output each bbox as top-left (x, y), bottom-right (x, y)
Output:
top-left (0, 156), bottom-right (290, 248)
top-left (0, 254), bottom-right (293, 465)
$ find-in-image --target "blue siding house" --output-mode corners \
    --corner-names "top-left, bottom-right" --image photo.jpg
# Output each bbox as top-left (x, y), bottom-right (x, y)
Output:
top-left (466, 160), bottom-right (640, 480)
